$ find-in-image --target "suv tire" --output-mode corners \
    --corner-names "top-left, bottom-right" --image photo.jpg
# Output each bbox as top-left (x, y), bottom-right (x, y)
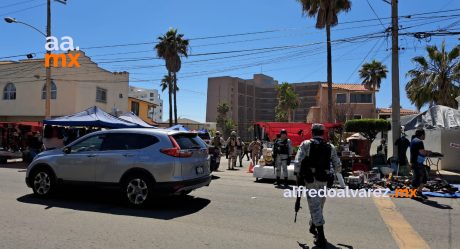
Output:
top-left (30, 167), bottom-right (55, 197)
top-left (121, 174), bottom-right (153, 207)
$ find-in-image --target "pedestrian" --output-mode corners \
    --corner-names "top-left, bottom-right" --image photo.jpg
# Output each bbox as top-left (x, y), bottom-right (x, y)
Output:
top-left (395, 130), bottom-right (410, 176)
top-left (236, 137), bottom-right (245, 167)
top-left (294, 124), bottom-right (342, 248)
top-left (377, 138), bottom-right (388, 158)
top-left (273, 129), bottom-right (292, 187)
top-left (226, 131), bottom-right (241, 170)
top-left (211, 131), bottom-right (226, 154)
top-left (410, 129), bottom-right (431, 200)
top-left (242, 141), bottom-right (250, 161)
top-left (249, 138), bottom-right (262, 165)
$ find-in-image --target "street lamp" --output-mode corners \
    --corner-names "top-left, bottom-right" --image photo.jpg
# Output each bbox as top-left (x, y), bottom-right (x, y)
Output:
top-left (4, 13), bottom-right (51, 120)
top-left (4, 17), bottom-right (46, 37)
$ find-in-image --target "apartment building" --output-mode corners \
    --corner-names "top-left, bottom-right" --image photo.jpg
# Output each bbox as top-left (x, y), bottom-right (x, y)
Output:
top-left (206, 74), bottom-right (377, 139)
top-left (128, 86), bottom-right (163, 122)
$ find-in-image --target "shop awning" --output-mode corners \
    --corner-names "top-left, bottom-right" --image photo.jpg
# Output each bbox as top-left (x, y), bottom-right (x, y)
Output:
top-left (118, 112), bottom-right (156, 128)
top-left (43, 106), bottom-right (142, 129)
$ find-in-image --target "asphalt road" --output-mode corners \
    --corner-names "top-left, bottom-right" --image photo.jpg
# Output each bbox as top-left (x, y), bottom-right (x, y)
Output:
top-left (0, 158), bottom-right (459, 249)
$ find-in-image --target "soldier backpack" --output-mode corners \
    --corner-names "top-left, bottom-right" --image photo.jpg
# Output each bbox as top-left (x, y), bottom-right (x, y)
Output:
top-left (300, 140), bottom-right (332, 182)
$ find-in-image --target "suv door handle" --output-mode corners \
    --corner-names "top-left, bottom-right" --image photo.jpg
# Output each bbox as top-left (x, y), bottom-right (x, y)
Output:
top-left (123, 154), bottom-right (135, 157)
top-left (87, 154), bottom-right (97, 158)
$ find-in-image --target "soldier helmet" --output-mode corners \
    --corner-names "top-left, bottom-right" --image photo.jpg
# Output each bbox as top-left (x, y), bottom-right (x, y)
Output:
top-left (215, 131), bottom-right (221, 135)
top-left (280, 129), bottom-right (287, 135)
top-left (311, 123), bottom-right (325, 132)
top-left (231, 131), bottom-right (237, 136)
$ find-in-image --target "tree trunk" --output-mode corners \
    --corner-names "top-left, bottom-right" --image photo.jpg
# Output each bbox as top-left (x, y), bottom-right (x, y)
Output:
top-left (173, 72), bottom-right (178, 125)
top-left (168, 71), bottom-right (173, 127)
top-left (326, 23), bottom-right (333, 123)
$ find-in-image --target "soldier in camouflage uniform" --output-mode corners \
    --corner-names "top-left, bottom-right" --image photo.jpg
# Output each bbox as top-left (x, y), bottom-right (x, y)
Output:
top-left (226, 131), bottom-right (241, 170)
top-left (294, 124), bottom-right (341, 248)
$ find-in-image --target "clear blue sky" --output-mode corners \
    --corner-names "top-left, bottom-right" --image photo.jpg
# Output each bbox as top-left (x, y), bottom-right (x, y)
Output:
top-left (1, 0), bottom-right (459, 122)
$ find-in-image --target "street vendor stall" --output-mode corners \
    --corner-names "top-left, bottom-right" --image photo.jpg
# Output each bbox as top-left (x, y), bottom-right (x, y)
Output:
top-left (0, 122), bottom-right (42, 163)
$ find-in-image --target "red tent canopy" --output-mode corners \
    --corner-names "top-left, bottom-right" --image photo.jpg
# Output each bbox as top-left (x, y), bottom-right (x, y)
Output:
top-left (254, 122), bottom-right (342, 147)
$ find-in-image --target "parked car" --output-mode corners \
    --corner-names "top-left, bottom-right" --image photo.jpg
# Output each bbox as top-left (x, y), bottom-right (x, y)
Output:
top-left (25, 128), bottom-right (211, 206)
top-left (197, 131), bottom-right (211, 145)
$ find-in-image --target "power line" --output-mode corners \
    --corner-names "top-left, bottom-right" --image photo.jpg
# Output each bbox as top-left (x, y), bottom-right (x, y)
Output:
top-left (366, 0), bottom-right (386, 29)
top-left (0, 2), bottom-right (45, 17)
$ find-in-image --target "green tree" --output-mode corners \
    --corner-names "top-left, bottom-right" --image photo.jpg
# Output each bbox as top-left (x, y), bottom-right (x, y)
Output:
top-left (223, 120), bottom-right (235, 139)
top-left (297, 0), bottom-right (352, 122)
top-left (155, 28), bottom-right (189, 126)
top-left (159, 75), bottom-right (178, 124)
top-left (276, 82), bottom-right (300, 122)
top-left (216, 103), bottom-right (230, 131)
top-left (359, 60), bottom-right (388, 112)
top-left (406, 41), bottom-right (460, 110)
top-left (344, 119), bottom-right (391, 145)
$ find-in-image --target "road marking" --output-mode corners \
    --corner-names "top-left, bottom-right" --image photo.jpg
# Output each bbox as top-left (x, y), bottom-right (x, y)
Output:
top-left (373, 197), bottom-right (431, 249)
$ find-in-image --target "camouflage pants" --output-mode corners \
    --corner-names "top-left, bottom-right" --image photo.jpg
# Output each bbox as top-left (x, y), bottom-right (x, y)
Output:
top-left (252, 151), bottom-right (260, 165)
top-left (275, 154), bottom-right (289, 178)
top-left (227, 150), bottom-right (237, 169)
top-left (237, 149), bottom-right (243, 166)
top-left (305, 180), bottom-right (327, 226)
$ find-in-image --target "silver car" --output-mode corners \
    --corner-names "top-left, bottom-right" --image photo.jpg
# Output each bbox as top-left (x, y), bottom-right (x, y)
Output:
top-left (25, 129), bottom-right (211, 206)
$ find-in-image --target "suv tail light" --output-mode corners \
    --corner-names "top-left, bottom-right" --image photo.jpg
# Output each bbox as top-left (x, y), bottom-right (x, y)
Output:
top-left (160, 136), bottom-right (193, 158)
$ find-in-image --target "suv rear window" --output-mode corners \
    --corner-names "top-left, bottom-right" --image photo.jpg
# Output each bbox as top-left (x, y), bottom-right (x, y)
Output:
top-left (101, 133), bottom-right (159, 151)
top-left (173, 133), bottom-right (207, 149)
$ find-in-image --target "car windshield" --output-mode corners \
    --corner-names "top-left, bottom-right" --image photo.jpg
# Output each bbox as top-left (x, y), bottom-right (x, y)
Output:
top-left (173, 133), bottom-right (207, 149)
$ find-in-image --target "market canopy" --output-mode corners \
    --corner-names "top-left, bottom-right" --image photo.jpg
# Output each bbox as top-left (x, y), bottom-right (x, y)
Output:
top-left (167, 124), bottom-right (190, 131)
top-left (119, 112), bottom-right (156, 128)
top-left (43, 106), bottom-right (143, 129)
top-left (403, 105), bottom-right (460, 131)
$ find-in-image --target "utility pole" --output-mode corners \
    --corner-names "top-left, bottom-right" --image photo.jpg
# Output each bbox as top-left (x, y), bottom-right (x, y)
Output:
top-left (391, 0), bottom-right (400, 159)
top-left (45, 0), bottom-right (51, 119)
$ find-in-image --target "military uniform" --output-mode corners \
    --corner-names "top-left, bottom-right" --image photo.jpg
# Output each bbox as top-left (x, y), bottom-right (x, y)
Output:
top-left (294, 124), bottom-right (341, 248)
top-left (211, 135), bottom-right (225, 154)
top-left (274, 131), bottom-right (293, 186)
top-left (226, 132), bottom-right (241, 170)
top-left (249, 139), bottom-right (262, 165)
top-left (236, 138), bottom-right (245, 167)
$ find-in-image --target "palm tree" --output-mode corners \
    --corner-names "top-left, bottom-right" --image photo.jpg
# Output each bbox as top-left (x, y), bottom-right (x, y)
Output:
top-left (216, 103), bottom-right (230, 130)
top-left (359, 60), bottom-right (388, 115)
top-left (276, 82), bottom-right (300, 122)
top-left (160, 75), bottom-right (179, 126)
top-left (297, 0), bottom-right (352, 122)
top-left (406, 41), bottom-right (460, 110)
top-left (155, 28), bottom-right (189, 126)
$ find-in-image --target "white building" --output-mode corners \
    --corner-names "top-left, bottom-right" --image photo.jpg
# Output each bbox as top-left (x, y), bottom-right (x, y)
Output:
top-left (0, 51), bottom-right (128, 121)
top-left (129, 86), bottom-right (163, 122)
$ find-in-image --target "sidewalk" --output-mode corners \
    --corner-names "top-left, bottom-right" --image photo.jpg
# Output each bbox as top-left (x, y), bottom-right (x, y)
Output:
top-left (439, 170), bottom-right (460, 184)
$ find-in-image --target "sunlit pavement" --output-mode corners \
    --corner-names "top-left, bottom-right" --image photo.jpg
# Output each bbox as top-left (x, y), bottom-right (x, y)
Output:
top-left (0, 159), bottom-right (458, 249)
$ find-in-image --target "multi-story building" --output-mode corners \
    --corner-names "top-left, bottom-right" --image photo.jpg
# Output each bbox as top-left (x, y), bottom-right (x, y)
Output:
top-left (129, 86), bottom-right (163, 122)
top-left (206, 74), bottom-right (377, 139)
top-left (128, 97), bottom-right (157, 125)
top-left (0, 51), bottom-right (128, 122)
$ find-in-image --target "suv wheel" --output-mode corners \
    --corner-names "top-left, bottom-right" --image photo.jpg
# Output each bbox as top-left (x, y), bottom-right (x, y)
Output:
top-left (31, 168), bottom-right (54, 197)
top-left (122, 175), bottom-right (153, 206)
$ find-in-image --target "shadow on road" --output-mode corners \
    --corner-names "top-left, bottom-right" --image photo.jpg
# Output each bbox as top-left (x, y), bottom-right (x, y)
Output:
top-left (0, 162), bottom-right (28, 170)
top-left (297, 241), bottom-right (353, 249)
top-left (17, 188), bottom-right (211, 220)
top-left (412, 198), bottom-right (453, 209)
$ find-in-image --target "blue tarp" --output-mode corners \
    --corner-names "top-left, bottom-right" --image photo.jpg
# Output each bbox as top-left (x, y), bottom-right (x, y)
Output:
top-left (388, 184), bottom-right (460, 198)
top-left (119, 112), bottom-right (156, 128)
top-left (167, 124), bottom-right (189, 131)
top-left (43, 106), bottom-right (142, 129)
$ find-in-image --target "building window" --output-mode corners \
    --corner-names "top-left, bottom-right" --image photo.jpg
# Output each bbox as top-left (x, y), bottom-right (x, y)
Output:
top-left (336, 93), bottom-right (347, 103)
top-left (150, 93), bottom-right (154, 97)
top-left (41, 81), bottom-right (57, 99)
top-left (353, 115), bottom-right (362, 119)
top-left (96, 87), bottom-right (107, 103)
top-left (350, 93), bottom-right (372, 103)
top-left (131, 101), bottom-right (140, 115)
top-left (119, 93), bottom-right (123, 99)
top-left (3, 83), bottom-right (16, 100)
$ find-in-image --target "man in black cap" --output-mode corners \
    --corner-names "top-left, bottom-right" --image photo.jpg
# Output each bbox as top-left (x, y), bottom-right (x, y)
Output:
top-left (273, 129), bottom-right (292, 187)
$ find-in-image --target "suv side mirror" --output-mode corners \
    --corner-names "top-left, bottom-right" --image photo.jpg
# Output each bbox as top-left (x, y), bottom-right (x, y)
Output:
top-left (63, 147), bottom-right (71, 154)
